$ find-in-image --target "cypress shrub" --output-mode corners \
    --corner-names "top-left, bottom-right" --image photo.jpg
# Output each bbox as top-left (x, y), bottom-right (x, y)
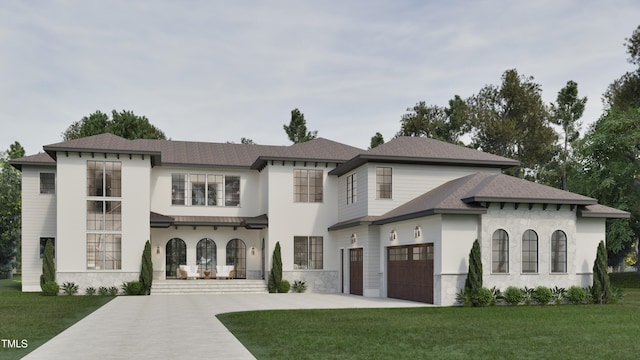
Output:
top-left (268, 242), bottom-right (283, 293)
top-left (139, 240), bottom-right (153, 295)
top-left (592, 240), bottom-right (612, 304)
top-left (463, 239), bottom-right (482, 305)
top-left (40, 239), bottom-right (55, 290)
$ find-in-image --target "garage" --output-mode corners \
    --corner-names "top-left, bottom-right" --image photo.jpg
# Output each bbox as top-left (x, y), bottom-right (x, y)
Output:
top-left (350, 248), bottom-right (363, 295)
top-left (387, 244), bottom-right (433, 303)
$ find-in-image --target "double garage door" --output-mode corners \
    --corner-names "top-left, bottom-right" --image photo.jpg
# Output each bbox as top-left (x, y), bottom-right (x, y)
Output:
top-left (387, 244), bottom-right (434, 304)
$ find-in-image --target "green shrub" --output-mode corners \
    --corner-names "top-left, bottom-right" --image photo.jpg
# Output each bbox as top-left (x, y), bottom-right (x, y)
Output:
top-left (522, 286), bottom-right (535, 305)
top-left (292, 280), bottom-right (307, 293)
top-left (551, 286), bottom-right (566, 305)
top-left (139, 240), bottom-right (153, 295)
top-left (98, 286), bottom-right (109, 296)
top-left (85, 287), bottom-right (96, 296)
top-left (41, 281), bottom-right (59, 296)
top-left (121, 281), bottom-right (144, 295)
top-left (61, 282), bottom-right (79, 296)
top-left (268, 242), bottom-right (283, 293)
top-left (504, 286), bottom-right (523, 305)
top-left (455, 289), bottom-right (473, 307)
top-left (108, 286), bottom-right (119, 296)
top-left (278, 280), bottom-right (291, 293)
top-left (566, 286), bottom-right (586, 304)
top-left (610, 287), bottom-right (625, 304)
top-left (489, 286), bottom-right (502, 305)
top-left (533, 286), bottom-right (552, 305)
top-left (474, 287), bottom-right (493, 306)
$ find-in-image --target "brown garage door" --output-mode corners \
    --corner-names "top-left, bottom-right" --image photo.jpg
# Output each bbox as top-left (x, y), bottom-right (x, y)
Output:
top-left (350, 248), bottom-right (363, 296)
top-left (387, 244), bottom-right (434, 303)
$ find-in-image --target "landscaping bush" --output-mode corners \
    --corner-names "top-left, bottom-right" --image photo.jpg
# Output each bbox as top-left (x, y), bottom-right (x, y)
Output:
top-left (533, 286), bottom-right (552, 305)
top-left (551, 286), bottom-right (567, 305)
top-left (61, 282), bottom-right (79, 296)
top-left (108, 286), bottom-right (119, 296)
top-left (474, 287), bottom-right (493, 306)
top-left (139, 240), bottom-right (153, 295)
top-left (268, 242), bottom-right (283, 293)
top-left (41, 281), bottom-right (59, 296)
top-left (566, 286), bottom-right (586, 304)
top-left (292, 280), bottom-right (307, 293)
top-left (85, 287), bottom-right (96, 296)
top-left (98, 286), bottom-right (109, 296)
top-left (278, 280), bottom-right (291, 293)
top-left (503, 286), bottom-right (523, 305)
top-left (522, 286), bottom-right (535, 305)
top-left (121, 281), bottom-right (144, 295)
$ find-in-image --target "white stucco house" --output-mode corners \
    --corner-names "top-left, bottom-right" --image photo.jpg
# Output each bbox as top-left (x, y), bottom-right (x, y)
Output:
top-left (10, 133), bottom-right (628, 305)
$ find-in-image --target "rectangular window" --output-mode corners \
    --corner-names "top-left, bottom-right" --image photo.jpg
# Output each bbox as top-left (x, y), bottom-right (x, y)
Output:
top-left (376, 167), bottom-right (392, 199)
top-left (207, 175), bottom-right (223, 206)
top-left (294, 169), bottom-right (323, 203)
top-left (87, 201), bottom-right (122, 231)
top-left (87, 161), bottom-right (121, 197)
top-left (86, 234), bottom-right (121, 270)
top-left (190, 174), bottom-right (206, 206)
top-left (388, 247), bottom-right (408, 261)
top-left (171, 173), bottom-right (186, 205)
top-left (347, 173), bottom-right (357, 204)
top-left (40, 173), bottom-right (55, 194)
top-left (293, 236), bottom-right (323, 269)
top-left (225, 176), bottom-right (240, 206)
top-left (171, 173), bottom-right (240, 207)
top-left (39, 237), bottom-right (55, 258)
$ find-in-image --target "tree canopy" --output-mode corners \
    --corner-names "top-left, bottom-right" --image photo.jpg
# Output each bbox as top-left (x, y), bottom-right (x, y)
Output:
top-left (0, 142), bottom-right (25, 278)
top-left (283, 108), bottom-right (317, 144)
top-left (62, 110), bottom-right (167, 141)
top-left (369, 132), bottom-right (384, 149)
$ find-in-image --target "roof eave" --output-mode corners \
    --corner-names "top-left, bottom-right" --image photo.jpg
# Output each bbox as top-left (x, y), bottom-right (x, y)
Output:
top-left (373, 208), bottom-right (486, 225)
top-left (463, 196), bottom-right (597, 206)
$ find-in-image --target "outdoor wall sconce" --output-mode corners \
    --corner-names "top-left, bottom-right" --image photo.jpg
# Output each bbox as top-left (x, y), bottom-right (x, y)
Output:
top-left (156, 246), bottom-right (160, 254)
top-left (351, 233), bottom-right (357, 244)
top-left (251, 247), bottom-right (255, 255)
top-left (389, 230), bottom-right (397, 242)
top-left (414, 226), bottom-right (422, 239)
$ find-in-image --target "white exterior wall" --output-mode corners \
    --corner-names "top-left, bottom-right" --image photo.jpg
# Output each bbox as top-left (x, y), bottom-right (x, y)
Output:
top-left (439, 215), bottom-right (479, 306)
top-left (55, 152), bottom-right (151, 289)
top-left (20, 166), bottom-right (57, 291)
top-left (576, 218), bottom-right (605, 283)
top-left (337, 167), bottom-right (369, 222)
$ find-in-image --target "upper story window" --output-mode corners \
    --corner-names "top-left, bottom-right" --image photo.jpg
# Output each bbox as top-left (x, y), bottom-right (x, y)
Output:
top-left (376, 167), bottom-right (392, 199)
top-left (492, 229), bottom-right (509, 273)
top-left (347, 173), bottom-right (357, 204)
top-left (551, 230), bottom-right (567, 273)
top-left (40, 173), bottom-right (55, 194)
top-left (87, 161), bottom-right (121, 197)
top-left (172, 173), bottom-right (240, 207)
top-left (294, 169), bottom-right (323, 203)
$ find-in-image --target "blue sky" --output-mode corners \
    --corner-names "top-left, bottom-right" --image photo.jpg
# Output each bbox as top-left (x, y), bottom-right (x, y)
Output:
top-left (1, 0), bottom-right (639, 155)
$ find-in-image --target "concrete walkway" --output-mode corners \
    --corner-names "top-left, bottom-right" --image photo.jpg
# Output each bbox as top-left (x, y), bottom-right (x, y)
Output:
top-left (23, 294), bottom-right (427, 360)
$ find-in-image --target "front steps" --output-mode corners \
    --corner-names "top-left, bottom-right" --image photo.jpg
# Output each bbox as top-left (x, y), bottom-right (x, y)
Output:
top-left (151, 279), bottom-right (268, 295)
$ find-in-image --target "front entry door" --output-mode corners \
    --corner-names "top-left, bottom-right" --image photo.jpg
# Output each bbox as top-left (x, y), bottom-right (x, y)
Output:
top-left (350, 248), bottom-right (363, 296)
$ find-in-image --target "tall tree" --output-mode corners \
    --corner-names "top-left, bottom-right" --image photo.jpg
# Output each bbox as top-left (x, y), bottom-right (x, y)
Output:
top-left (592, 241), bottom-right (612, 304)
top-left (40, 239), bottom-right (55, 288)
top-left (604, 25), bottom-right (640, 111)
top-left (268, 242), bottom-right (283, 293)
top-left (464, 239), bottom-right (482, 296)
top-left (550, 80), bottom-right (587, 190)
top-left (397, 95), bottom-right (469, 144)
top-left (0, 142), bottom-right (25, 278)
top-left (62, 110), bottom-right (167, 141)
top-left (283, 108), bottom-right (317, 144)
top-left (468, 69), bottom-right (558, 178)
top-left (139, 240), bottom-right (153, 295)
top-left (369, 132), bottom-right (384, 149)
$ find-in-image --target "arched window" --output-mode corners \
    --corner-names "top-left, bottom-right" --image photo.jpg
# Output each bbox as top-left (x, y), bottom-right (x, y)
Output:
top-left (551, 230), bottom-right (567, 273)
top-left (196, 238), bottom-right (216, 271)
top-left (522, 230), bottom-right (538, 273)
top-left (492, 229), bottom-right (509, 273)
top-left (226, 239), bottom-right (246, 279)
top-left (166, 238), bottom-right (186, 277)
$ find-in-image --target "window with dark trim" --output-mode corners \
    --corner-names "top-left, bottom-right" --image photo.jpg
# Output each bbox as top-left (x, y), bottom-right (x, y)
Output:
top-left (376, 167), bottom-right (392, 199)
top-left (293, 236), bottom-right (323, 269)
top-left (40, 173), bottom-right (55, 194)
top-left (87, 161), bottom-right (121, 197)
top-left (522, 229), bottom-right (538, 273)
top-left (294, 169), bottom-right (323, 203)
top-left (492, 229), bottom-right (509, 273)
top-left (347, 173), bottom-right (357, 204)
top-left (551, 230), bottom-right (567, 273)
top-left (171, 173), bottom-right (240, 207)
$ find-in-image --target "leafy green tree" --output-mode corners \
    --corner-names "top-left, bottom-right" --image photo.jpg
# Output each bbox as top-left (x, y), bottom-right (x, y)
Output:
top-left (464, 239), bottom-right (482, 296)
top-left (40, 239), bottom-right (55, 289)
top-left (604, 25), bottom-right (640, 111)
top-left (139, 240), bottom-right (153, 295)
top-left (369, 132), bottom-right (384, 149)
top-left (268, 242), bottom-right (283, 293)
top-left (283, 109), bottom-right (317, 144)
top-left (592, 241), bottom-right (612, 304)
top-left (62, 110), bottom-right (167, 141)
top-left (0, 142), bottom-right (25, 278)
top-left (397, 95), bottom-right (469, 144)
top-left (550, 80), bottom-right (587, 190)
top-left (241, 137), bottom-right (255, 144)
top-left (468, 69), bottom-right (558, 178)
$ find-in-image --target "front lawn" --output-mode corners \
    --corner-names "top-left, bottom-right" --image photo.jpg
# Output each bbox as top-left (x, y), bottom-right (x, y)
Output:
top-left (219, 288), bottom-right (640, 360)
top-left (0, 277), bottom-right (113, 360)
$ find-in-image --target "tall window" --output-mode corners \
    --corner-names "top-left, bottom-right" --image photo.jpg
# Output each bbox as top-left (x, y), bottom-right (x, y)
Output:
top-left (171, 173), bottom-right (240, 207)
top-left (294, 236), bottom-right (323, 269)
top-left (87, 161), bottom-right (122, 270)
top-left (376, 167), bottom-right (392, 199)
top-left (522, 230), bottom-right (538, 273)
top-left (196, 238), bottom-right (216, 271)
top-left (551, 230), bottom-right (567, 273)
top-left (492, 229), bottom-right (509, 273)
top-left (347, 173), bottom-right (357, 204)
top-left (40, 173), bottom-right (55, 194)
top-left (294, 169), bottom-right (323, 203)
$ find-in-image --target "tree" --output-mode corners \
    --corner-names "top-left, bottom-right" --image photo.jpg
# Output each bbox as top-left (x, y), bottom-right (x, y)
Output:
top-left (369, 132), bottom-right (384, 149)
top-left (139, 240), bottom-right (153, 295)
top-left (268, 242), bottom-right (283, 293)
top-left (550, 80), bottom-right (587, 190)
top-left (604, 25), bottom-right (640, 111)
top-left (0, 142), bottom-right (25, 278)
top-left (40, 238), bottom-right (55, 289)
top-left (397, 95), bottom-right (469, 144)
top-left (283, 109), bottom-right (317, 144)
top-left (62, 110), bottom-right (167, 141)
top-left (592, 241), bottom-right (612, 304)
top-left (241, 137), bottom-right (255, 144)
top-left (468, 69), bottom-right (558, 178)
top-left (464, 239), bottom-right (482, 296)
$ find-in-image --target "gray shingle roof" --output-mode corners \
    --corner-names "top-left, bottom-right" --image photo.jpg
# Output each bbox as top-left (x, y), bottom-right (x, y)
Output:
top-left (330, 136), bottom-right (520, 176)
top-left (9, 152), bottom-right (55, 170)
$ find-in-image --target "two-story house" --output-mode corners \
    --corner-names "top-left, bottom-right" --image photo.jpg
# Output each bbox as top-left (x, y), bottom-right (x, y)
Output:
top-left (11, 133), bottom-right (628, 305)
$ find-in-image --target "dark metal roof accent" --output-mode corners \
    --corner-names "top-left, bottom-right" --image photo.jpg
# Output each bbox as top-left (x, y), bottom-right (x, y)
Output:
top-left (328, 216), bottom-right (381, 231)
top-left (149, 212), bottom-right (269, 229)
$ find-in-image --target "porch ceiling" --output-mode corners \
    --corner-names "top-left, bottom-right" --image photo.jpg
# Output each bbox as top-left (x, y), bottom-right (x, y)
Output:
top-left (150, 212), bottom-right (268, 229)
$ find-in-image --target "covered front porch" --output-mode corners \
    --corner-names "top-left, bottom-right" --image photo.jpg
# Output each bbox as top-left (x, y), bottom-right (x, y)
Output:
top-left (150, 212), bottom-right (268, 282)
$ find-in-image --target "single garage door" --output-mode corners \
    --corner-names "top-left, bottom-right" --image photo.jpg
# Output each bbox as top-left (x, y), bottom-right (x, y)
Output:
top-left (387, 244), bottom-right (434, 303)
top-left (350, 248), bottom-right (363, 296)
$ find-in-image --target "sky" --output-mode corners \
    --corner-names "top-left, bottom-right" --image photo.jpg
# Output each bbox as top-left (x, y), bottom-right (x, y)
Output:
top-left (1, 0), bottom-right (639, 156)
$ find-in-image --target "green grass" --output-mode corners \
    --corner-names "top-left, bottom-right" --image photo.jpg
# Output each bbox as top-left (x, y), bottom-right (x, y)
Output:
top-left (219, 289), bottom-right (640, 360)
top-left (0, 277), bottom-right (113, 360)
top-left (610, 271), bottom-right (640, 288)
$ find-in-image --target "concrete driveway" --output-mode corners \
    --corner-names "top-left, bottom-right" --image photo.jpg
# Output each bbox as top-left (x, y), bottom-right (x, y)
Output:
top-left (22, 294), bottom-right (427, 360)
